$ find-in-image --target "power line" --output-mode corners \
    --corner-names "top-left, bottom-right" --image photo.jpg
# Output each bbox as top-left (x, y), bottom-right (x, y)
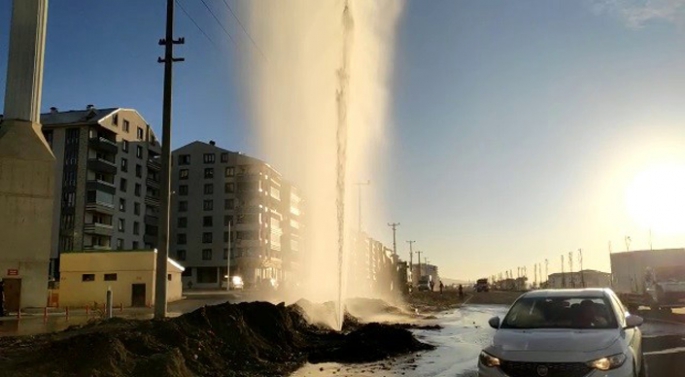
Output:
top-left (175, 0), bottom-right (218, 50)
top-left (220, 0), bottom-right (266, 59)
top-left (196, 0), bottom-right (238, 48)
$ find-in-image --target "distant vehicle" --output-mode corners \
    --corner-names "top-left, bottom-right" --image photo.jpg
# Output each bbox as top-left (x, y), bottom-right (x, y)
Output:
top-left (479, 288), bottom-right (644, 377)
top-left (476, 278), bottom-right (489, 292)
top-left (222, 275), bottom-right (244, 290)
top-left (611, 249), bottom-right (685, 312)
top-left (417, 275), bottom-right (432, 292)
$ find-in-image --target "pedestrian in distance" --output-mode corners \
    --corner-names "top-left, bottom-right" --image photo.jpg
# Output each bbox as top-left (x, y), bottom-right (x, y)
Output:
top-left (458, 284), bottom-right (464, 299)
top-left (439, 280), bottom-right (444, 294)
top-left (429, 280), bottom-right (435, 292)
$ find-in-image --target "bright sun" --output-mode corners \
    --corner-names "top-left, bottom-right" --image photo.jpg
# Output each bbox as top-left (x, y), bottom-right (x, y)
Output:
top-left (625, 164), bottom-right (685, 235)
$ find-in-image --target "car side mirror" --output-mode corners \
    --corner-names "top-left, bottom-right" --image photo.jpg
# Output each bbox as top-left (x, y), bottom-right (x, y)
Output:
top-left (625, 315), bottom-right (643, 328)
top-left (488, 316), bottom-right (500, 329)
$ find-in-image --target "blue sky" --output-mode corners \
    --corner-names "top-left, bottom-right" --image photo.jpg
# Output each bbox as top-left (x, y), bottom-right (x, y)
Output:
top-left (3, 0), bottom-right (685, 279)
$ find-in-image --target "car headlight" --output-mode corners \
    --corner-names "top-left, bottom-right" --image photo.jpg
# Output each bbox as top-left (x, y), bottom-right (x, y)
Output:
top-left (587, 353), bottom-right (627, 371)
top-left (479, 351), bottom-right (501, 368)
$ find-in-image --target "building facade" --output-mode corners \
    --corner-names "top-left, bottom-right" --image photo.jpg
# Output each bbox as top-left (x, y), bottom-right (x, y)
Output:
top-left (41, 106), bottom-right (161, 278)
top-left (59, 249), bottom-right (183, 307)
top-left (170, 141), bottom-right (302, 289)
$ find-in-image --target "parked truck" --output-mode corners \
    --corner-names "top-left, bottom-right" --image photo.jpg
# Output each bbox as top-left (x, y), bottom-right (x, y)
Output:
top-left (610, 248), bottom-right (685, 312)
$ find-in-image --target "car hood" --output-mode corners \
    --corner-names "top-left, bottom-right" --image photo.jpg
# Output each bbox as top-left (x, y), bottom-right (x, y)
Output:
top-left (492, 329), bottom-right (619, 353)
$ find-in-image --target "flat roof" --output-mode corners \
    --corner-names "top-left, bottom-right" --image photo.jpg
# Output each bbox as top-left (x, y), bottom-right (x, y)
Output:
top-left (523, 288), bottom-right (608, 299)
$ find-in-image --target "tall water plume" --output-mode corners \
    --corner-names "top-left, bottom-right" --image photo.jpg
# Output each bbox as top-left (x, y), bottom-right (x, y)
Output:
top-left (242, 0), bottom-right (404, 329)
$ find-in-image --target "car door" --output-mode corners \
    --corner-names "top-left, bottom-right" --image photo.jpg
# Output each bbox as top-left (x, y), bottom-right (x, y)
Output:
top-left (609, 291), bottom-right (643, 370)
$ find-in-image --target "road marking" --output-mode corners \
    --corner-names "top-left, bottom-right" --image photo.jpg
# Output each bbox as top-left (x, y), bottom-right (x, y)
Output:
top-left (644, 347), bottom-right (685, 356)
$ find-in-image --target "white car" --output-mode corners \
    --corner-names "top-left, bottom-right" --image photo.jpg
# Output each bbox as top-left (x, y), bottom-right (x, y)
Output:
top-left (479, 288), bottom-right (644, 377)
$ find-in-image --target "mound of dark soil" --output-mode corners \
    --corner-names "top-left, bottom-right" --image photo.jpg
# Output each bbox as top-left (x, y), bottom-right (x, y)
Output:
top-left (0, 301), bottom-right (433, 377)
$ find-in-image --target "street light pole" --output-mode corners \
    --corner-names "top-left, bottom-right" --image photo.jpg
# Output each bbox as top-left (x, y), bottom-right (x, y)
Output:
top-left (226, 222), bottom-right (231, 291)
top-left (388, 222), bottom-right (400, 256)
top-left (154, 0), bottom-right (184, 319)
top-left (407, 240), bottom-right (415, 284)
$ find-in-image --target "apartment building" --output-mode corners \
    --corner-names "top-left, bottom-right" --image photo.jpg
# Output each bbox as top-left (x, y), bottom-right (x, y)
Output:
top-left (170, 141), bottom-right (302, 288)
top-left (41, 106), bottom-right (161, 277)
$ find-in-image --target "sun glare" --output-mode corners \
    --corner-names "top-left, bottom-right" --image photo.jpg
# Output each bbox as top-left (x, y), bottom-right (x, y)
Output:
top-left (625, 164), bottom-right (685, 235)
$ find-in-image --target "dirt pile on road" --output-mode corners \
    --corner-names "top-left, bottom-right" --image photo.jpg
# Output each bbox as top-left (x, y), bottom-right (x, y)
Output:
top-left (0, 301), bottom-right (433, 377)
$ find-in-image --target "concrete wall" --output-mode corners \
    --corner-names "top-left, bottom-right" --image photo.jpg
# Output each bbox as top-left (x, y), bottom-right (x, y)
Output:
top-left (0, 120), bottom-right (55, 308)
top-left (59, 250), bottom-right (182, 307)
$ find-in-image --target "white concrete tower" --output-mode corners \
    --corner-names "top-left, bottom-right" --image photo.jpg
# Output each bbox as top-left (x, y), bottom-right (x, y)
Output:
top-left (0, 0), bottom-right (54, 309)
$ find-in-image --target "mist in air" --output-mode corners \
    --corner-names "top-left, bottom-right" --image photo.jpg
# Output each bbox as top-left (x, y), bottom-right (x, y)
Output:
top-left (241, 0), bottom-right (404, 328)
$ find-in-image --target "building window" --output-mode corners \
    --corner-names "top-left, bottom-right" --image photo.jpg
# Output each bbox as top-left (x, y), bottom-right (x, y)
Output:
top-left (225, 167), bottom-right (235, 177)
top-left (203, 200), bottom-right (213, 211)
top-left (202, 249), bottom-right (212, 260)
top-left (204, 183), bottom-right (214, 195)
top-left (119, 198), bottom-right (126, 212)
top-left (178, 217), bottom-right (187, 228)
top-left (120, 178), bottom-right (127, 192)
top-left (137, 127), bottom-right (144, 140)
top-left (134, 183), bottom-right (141, 197)
top-left (134, 202), bottom-right (141, 215)
top-left (203, 153), bottom-right (216, 164)
top-left (177, 233), bottom-right (187, 245)
top-left (204, 168), bottom-right (214, 179)
top-left (104, 273), bottom-right (117, 281)
top-left (197, 267), bottom-right (217, 283)
top-left (223, 248), bottom-right (229, 260)
top-left (135, 164), bottom-right (142, 178)
top-left (178, 201), bottom-right (188, 212)
top-left (118, 218), bottom-right (125, 231)
top-left (223, 231), bottom-right (229, 242)
top-left (224, 183), bottom-right (235, 193)
top-left (133, 221), bottom-right (140, 235)
top-left (224, 199), bottom-right (234, 210)
top-left (202, 232), bottom-right (213, 243)
top-left (203, 216), bottom-right (213, 227)
top-left (136, 145), bottom-right (143, 159)
top-left (178, 154), bottom-right (191, 165)
top-left (113, 114), bottom-right (119, 126)
top-left (132, 241), bottom-right (139, 249)
top-left (180, 169), bottom-right (189, 180)
top-left (122, 140), bottom-right (129, 152)
top-left (168, 274), bottom-right (172, 281)
top-left (82, 274), bottom-right (95, 282)
top-left (116, 238), bottom-right (124, 249)
top-left (177, 250), bottom-right (186, 261)
top-left (221, 153), bottom-right (229, 163)
top-left (121, 158), bottom-right (128, 172)
top-left (179, 185), bottom-right (188, 195)
top-left (123, 120), bottom-right (130, 132)
top-left (224, 215), bottom-right (233, 226)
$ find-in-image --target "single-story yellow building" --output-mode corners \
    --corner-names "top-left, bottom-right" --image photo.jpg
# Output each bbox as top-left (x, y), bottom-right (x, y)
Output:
top-left (59, 249), bottom-right (184, 308)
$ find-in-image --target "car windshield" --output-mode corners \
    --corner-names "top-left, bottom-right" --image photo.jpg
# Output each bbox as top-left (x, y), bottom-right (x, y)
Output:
top-left (501, 296), bottom-right (618, 329)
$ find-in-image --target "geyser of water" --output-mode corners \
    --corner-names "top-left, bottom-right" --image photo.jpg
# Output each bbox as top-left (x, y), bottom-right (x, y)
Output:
top-left (242, 0), bottom-right (404, 330)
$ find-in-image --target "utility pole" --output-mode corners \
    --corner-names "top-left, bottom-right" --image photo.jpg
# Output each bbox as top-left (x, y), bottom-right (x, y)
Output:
top-left (226, 221), bottom-right (232, 291)
top-left (154, 0), bottom-right (184, 319)
top-left (545, 259), bottom-right (549, 287)
top-left (407, 240), bottom-right (415, 284)
top-left (569, 252), bottom-right (574, 288)
top-left (579, 248), bottom-right (585, 288)
top-left (388, 222), bottom-right (400, 256)
top-left (561, 255), bottom-right (565, 288)
top-left (355, 180), bottom-right (370, 234)
top-left (416, 250), bottom-right (423, 278)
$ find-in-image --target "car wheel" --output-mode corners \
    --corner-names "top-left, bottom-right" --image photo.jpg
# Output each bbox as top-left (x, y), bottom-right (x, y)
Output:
top-left (638, 353), bottom-right (646, 377)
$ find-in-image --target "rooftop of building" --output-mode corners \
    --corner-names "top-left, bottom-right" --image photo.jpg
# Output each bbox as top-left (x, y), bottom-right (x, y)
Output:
top-left (548, 269), bottom-right (610, 277)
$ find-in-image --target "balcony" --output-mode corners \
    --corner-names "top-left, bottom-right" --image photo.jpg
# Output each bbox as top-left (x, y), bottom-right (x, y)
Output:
top-left (87, 157), bottom-right (117, 175)
top-left (84, 222), bottom-right (113, 236)
top-left (144, 214), bottom-right (159, 225)
top-left (234, 239), bottom-right (262, 248)
top-left (146, 177), bottom-right (160, 189)
top-left (88, 137), bottom-right (118, 154)
top-left (85, 200), bottom-right (115, 215)
top-left (236, 205), bottom-right (262, 214)
top-left (236, 173), bottom-right (260, 182)
top-left (147, 157), bottom-right (161, 171)
top-left (144, 234), bottom-right (158, 246)
top-left (84, 244), bottom-right (112, 251)
top-left (86, 180), bottom-right (116, 195)
top-left (145, 194), bottom-right (161, 207)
